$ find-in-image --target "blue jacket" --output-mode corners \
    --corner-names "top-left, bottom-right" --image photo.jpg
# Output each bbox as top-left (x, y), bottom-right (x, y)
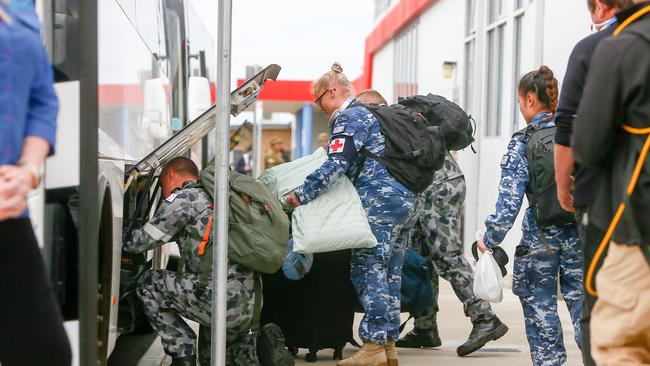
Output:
top-left (294, 99), bottom-right (410, 207)
top-left (483, 112), bottom-right (558, 248)
top-left (0, 1), bottom-right (58, 166)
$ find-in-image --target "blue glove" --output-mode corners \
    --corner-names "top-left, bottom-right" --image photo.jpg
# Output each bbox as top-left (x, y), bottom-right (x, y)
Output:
top-left (282, 239), bottom-right (313, 281)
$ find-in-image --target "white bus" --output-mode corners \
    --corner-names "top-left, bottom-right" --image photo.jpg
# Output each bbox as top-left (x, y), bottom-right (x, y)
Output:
top-left (30, 1), bottom-right (279, 364)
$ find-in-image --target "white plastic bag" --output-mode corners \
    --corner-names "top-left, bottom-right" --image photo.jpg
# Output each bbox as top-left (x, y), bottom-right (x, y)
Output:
top-left (473, 250), bottom-right (503, 303)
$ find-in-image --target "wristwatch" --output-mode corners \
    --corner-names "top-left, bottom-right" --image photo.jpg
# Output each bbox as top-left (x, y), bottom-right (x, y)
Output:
top-left (18, 161), bottom-right (42, 189)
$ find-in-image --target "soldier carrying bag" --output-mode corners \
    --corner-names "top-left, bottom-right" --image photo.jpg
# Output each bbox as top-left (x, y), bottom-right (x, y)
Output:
top-left (197, 167), bottom-right (290, 283)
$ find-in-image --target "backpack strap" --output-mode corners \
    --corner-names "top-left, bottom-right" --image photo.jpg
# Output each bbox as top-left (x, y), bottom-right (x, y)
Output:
top-left (198, 214), bottom-right (215, 256)
top-left (353, 152), bottom-right (368, 186)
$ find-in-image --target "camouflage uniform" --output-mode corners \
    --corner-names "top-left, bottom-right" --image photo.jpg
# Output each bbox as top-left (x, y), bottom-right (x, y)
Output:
top-left (409, 153), bottom-right (495, 330)
top-left (483, 112), bottom-right (583, 366)
top-left (124, 182), bottom-right (258, 364)
top-left (295, 99), bottom-right (416, 344)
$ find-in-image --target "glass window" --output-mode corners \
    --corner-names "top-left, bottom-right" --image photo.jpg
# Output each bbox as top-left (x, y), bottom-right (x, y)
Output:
top-left (135, 0), bottom-right (163, 58)
top-left (488, 0), bottom-right (505, 23)
top-left (163, 0), bottom-right (188, 129)
top-left (513, 14), bottom-right (524, 130)
top-left (51, 0), bottom-right (80, 82)
top-left (516, 0), bottom-right (524, 9)
top-left (393, 23), bottom-right (418, 102)
top-left (464, 40), bottom-right (474, 112)
top-left (466, 0), bottom-right (476, 36)
top-left (485, 24), bottom-right (505, 136)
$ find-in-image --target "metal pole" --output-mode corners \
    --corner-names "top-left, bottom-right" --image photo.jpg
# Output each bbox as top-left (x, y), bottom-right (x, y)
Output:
top-left (211, 0), bottom-right (232, 364)
top-left (253, 100), bottom-right (263, 177)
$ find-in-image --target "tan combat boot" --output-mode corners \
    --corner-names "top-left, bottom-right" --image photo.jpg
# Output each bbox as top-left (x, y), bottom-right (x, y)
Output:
top-left (337, 342), bottom-right (387, 366)
top-left (385, 341), bottom-right (398, 366)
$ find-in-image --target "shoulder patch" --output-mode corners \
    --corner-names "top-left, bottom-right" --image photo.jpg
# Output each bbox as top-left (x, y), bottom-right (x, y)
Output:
top-left (165, 192), bottom-right (180, 203)
top-left (500, 152), bottom-right (522, 170)
top-left (332, 125), bottom-right (345, 134)
top-left (328, 137), bottom-right (347, 154)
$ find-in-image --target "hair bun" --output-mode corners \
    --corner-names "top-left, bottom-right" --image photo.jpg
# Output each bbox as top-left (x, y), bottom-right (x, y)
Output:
top-left (331, 62), bottom-right (343, 73)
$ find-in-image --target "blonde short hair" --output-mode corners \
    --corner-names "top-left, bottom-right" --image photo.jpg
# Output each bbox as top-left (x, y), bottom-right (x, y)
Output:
top-left (312, 62), bottom-right (354, 98)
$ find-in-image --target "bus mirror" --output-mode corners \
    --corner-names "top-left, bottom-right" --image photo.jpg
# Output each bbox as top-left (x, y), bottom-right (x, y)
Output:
top-left (143, 78), bottom-right (171, 139)
top-left (188, 76), bottom-right (212, 122)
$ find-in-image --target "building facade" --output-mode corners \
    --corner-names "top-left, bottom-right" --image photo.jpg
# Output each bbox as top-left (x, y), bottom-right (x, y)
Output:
top-left (358, 0), bottom-right (593, 272)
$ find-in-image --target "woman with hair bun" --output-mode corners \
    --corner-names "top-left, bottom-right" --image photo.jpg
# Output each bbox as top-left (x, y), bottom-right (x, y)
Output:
top-left (476, 66), bottom-right (583, 366)
top-left (286, 63), bottom-right (416, 366)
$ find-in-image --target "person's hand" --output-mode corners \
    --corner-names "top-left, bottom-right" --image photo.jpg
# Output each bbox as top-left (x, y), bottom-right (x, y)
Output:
top-left (557, 175), bottom-right (576, 213)
top-left (0, 166), bottom-right (31, 220)
top-left (477, 238), bottom-right (490, 254)
top-left (285, 192), bottom-right (301, 208)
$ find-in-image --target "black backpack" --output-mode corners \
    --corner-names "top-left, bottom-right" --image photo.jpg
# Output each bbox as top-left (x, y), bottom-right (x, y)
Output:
top-left (523, 125), bottom-right (575, 226)
top-left (358, 104), bottom-right (446, 194)
top-left (398, 94), bottom-right (475, 151)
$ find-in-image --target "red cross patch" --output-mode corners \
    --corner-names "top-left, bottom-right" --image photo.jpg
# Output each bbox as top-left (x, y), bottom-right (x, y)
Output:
top-left (329, 138), bottom-right (346, 154)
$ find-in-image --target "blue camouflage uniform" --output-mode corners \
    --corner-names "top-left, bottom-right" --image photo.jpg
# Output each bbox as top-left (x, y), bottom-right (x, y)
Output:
top-left (294, 98), bottom-right (416, 345)
top-left (482, 112), bottom-right (583, 366)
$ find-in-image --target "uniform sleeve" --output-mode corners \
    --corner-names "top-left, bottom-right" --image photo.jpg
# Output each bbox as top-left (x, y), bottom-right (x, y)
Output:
top-left (573, 38), bottom-right (625, 167)
top-left (294, 111), bottom-right (368, 204)
top-left (25, 44), bottom-right (58, 156)
top-left (124, 192), bottom-right (193, 253)
top-left (483, 145), bottom-right (529, 249)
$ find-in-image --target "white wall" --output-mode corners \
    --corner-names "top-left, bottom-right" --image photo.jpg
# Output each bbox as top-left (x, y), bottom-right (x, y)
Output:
top-left (415, 0), bottom-right (464, 102)
top-left (368, 0), bottom-right (598, 277)
top-left (542, 0), bottom-right (592, 84)
top-left (371, 41), bottom-right (395, 102)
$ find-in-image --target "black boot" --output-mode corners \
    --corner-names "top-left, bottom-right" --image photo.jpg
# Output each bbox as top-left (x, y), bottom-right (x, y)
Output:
top-left (256, 323), bottom-right (295, 366)
top-left (456, 316), bottom-right (508, 357)
top-left (170, 355), bottom-right (197, 366)
top-left (395, 327), bottom-right (442, 348)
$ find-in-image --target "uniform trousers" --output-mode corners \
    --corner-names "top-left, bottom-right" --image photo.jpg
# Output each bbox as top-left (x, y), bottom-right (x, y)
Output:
top-left (513, 224), bottom-right (583, 366)
top-left (351, 192), bottom-right (415, 344)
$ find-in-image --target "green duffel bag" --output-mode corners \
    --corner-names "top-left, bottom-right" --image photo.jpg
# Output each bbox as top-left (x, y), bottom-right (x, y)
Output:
top-left (198, 166), bottom-right (289, 281)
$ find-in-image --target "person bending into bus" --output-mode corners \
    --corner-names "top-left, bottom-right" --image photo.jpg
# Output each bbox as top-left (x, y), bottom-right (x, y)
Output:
top-left (124, 157), bottom-right (290, 366)
top-left (286, 64), bottom-right (416, 366)
top-left (477, 66), bottom-right (583, 366)
top-left (0, 2), bottom-right (72, 366)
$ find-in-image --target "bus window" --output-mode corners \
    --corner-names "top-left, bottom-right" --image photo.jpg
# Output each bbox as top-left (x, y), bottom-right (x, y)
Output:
top-left (163, 0), bottom-right (187, 132)
top-left (51, 0), bottom-right (80, 82)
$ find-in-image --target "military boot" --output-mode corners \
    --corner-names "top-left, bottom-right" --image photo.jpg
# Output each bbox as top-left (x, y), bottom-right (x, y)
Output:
top-left (456, 316), bottom-right (508, 357)
top-left (337, 342), bottom-right (387, 366)
top-left (256, 323), bottom-right (295, 366)
top-left (170, 355), bottom-right (196, 366)
top-left (395, 327), bottom-right (441, 348)
top-left (384, 341), bottom-right (398, 366)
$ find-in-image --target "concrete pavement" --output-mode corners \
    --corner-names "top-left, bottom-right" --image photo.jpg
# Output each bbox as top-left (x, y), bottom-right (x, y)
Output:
top-left (293, 280), bottom-right (583, 366)
top-left (137, 277), bottom-right (582, 366)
